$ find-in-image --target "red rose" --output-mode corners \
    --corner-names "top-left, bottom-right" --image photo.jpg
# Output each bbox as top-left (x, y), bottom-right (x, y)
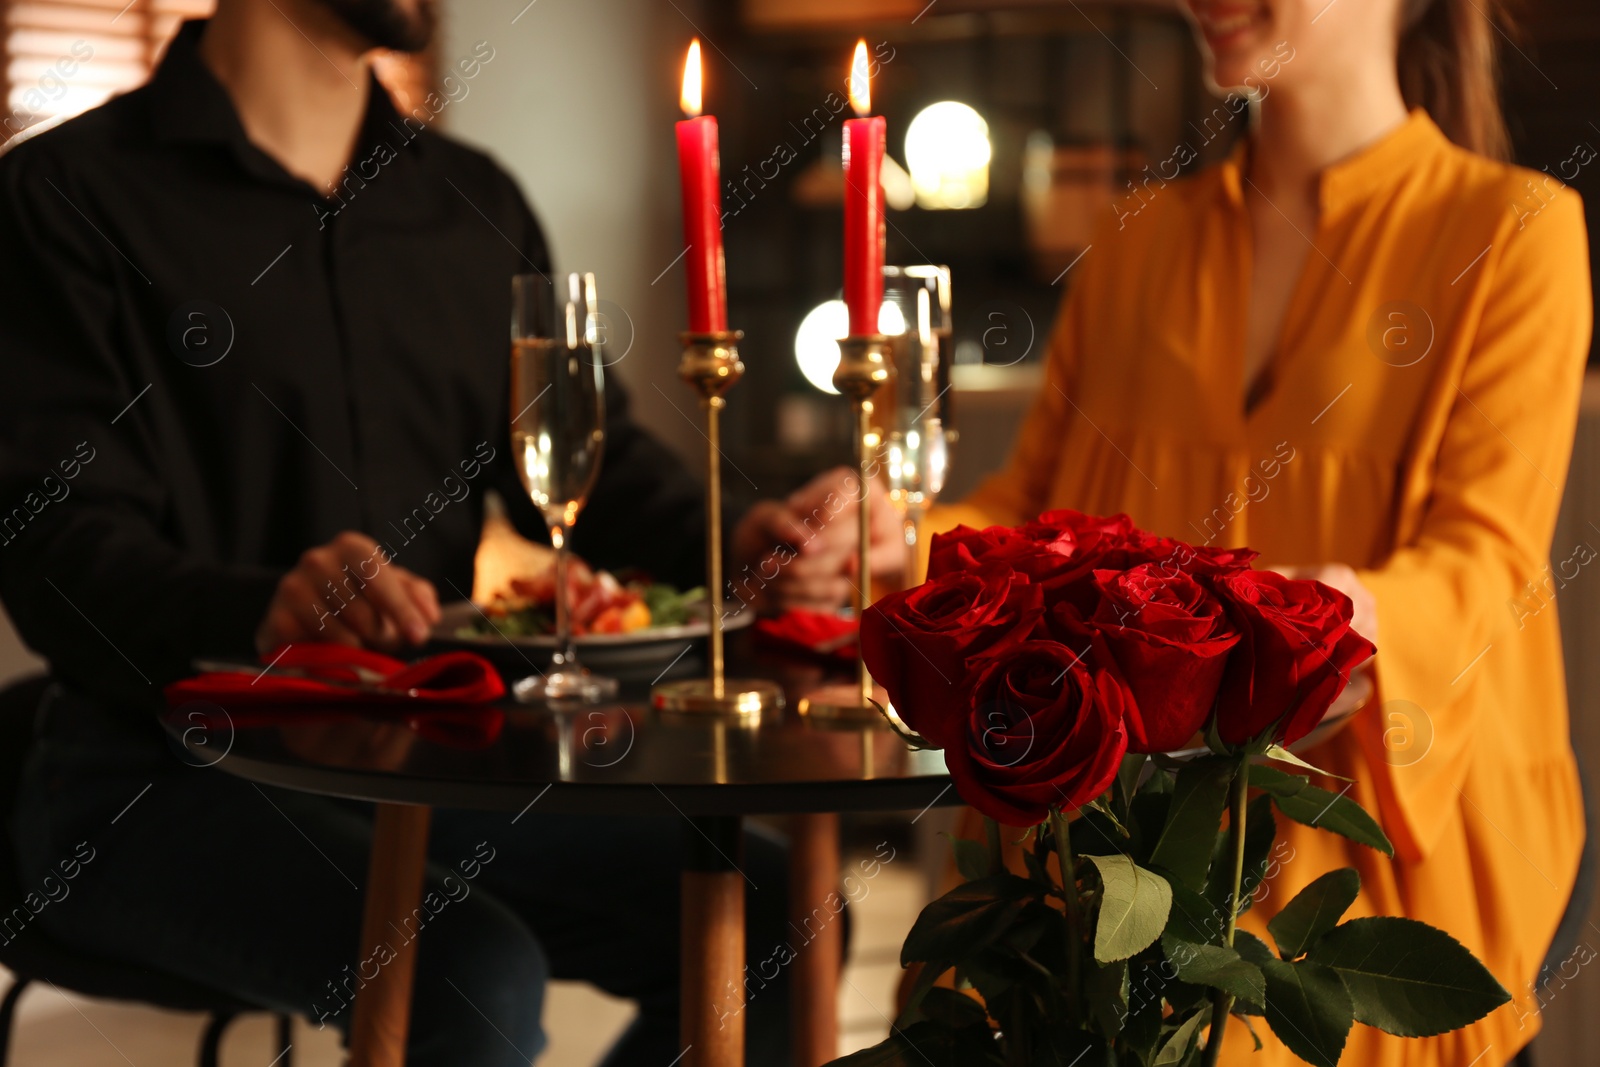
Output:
top-left (1080, 564), bottom-right (1241, 752)
top-left (1129, 535), bottom-right (1260, 578)
top-left (860, 567), bottom-right (1044, 749)
top-left (943, 640), bottom-right (1129, 826)
top-left (980, 510), bottom-right (1140, 605)
top-left (1022, 509), bottom-right (1135, 546)
top-left (1184, 543), bottom-right (1261, 574)
top-left (1211, 569), bottom-right (1376, 746)
top-left (926, 523), bottom-right (1074, 585)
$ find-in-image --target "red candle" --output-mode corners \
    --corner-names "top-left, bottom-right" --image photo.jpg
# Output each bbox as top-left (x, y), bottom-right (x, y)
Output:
top-left (842, 40), bottom-right (885, 337)
top-left (675, 39), bottom-right (728, 334)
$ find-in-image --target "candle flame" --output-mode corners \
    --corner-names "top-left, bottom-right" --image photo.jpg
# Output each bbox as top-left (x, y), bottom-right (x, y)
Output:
top-left (848, 39), bottom-right (870, 117)
top-left (681, 39), bottom-right (703, 117)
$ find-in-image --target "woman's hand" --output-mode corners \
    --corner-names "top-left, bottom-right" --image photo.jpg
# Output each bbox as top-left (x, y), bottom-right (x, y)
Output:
top-left (731, 467), bottom-right (908, 613)
top-left (1273, 562), bottom-right (1379, 648)
top-left (255, 531), bottom-right (442, 656)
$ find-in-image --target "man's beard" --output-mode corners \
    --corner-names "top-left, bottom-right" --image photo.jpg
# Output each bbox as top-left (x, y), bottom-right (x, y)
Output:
top-left (318, 0), bottom-right (436, 53)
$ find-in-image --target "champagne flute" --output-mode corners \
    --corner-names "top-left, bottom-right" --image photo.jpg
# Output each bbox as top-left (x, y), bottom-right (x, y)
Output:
top-left (509, 272), bottom-right (618, 703)
top-left (880, 265), bottom-right (954, 585)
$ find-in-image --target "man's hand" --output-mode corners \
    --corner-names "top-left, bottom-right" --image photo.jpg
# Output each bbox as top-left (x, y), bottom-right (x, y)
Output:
top-left (731, 466), bottom-right (908, 613)
top-left (256, 531), bottom-right (441, 656)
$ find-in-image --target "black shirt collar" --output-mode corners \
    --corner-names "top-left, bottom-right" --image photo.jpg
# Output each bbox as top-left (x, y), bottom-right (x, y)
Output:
top-left (148, 19), bottom-right (417, 192)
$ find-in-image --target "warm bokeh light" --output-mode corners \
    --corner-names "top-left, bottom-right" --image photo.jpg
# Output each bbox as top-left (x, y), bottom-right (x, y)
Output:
top-left (795, 300), bottom-right (848, 394)
top-left (794, 298), bottom-right (908, 394)
top-left (680, 38), bottom-right (703, 117)
top-left (848, 39), bottom-right (871, 117)
top-left (905, 101), bottom-right (992, 209)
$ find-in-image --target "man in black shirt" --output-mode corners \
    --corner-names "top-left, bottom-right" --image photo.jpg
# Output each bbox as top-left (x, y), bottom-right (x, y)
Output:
top-left (0, 0), bottom-right (804, 1062)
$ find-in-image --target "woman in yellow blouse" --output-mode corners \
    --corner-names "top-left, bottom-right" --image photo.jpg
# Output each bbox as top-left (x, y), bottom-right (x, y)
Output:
top-left (914, 0), bottom-right (1593, 1063)
top-left (750, 0), bottom-right (1597, 1063)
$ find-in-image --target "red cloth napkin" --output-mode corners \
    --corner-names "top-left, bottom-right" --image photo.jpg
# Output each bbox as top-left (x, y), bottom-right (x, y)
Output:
top-left (753, 609), bottom-right (858, 661)
top-left (164, 644), bottom-right (506, 707)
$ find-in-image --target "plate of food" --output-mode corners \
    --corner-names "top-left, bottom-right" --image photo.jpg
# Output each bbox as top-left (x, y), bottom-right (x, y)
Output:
top-left (430, 554), bottom-right (753, 679)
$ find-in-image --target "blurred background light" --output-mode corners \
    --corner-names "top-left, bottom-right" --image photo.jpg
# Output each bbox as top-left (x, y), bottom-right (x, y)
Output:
top-left (793, 298), bottom-right (911, 394)
top-left (904, 101), bottom-right (991, 210)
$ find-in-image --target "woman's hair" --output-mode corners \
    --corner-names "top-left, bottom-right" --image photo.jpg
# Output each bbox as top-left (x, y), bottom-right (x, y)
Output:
top-left (1397, 0), bottom-right (1511, 160)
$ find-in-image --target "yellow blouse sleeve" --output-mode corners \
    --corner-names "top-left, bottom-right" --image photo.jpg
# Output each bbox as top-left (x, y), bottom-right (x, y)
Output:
top-left (1354, 186), bottom-right (1592, 861)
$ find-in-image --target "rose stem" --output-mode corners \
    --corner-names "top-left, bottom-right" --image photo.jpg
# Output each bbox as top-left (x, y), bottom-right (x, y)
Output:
top-left (1202, 757), bottom-right (1251, 1067)
top-left (985, 817), bottom-right (1003, 876)
top-left (1050, 807), bottom-right (1083, 1023)
top-left (1007, 999), bottom-right (1030, 1067)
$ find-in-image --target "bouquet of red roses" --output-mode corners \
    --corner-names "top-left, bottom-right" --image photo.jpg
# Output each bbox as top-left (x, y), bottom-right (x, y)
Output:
top-left (831, 511), bottom-right (1508, 1067)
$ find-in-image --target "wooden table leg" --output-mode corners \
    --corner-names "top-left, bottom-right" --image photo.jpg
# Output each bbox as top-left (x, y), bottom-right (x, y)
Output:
top-left (349, 802), bottom-right (432, 1067)
top-left (682, 815), bottom-right (745, 1067)
top-left (790, 813), bottom-right (842, 1067)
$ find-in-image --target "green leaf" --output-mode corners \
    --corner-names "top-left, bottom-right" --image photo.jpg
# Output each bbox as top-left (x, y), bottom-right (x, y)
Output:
top-left (1162, 883), bottom-right (1266, 1008)
top-left (894, 959), bottom-right (947, 1029)
top-left (1251, 765), bottom-right (1394, 857)
top-left (1262, 744), bottom-right (1352, 781)
top-left (1260, 957), bottom-right (1355, 1067)
top-left (947, 835), bottom-right (991, 884)
top-left (1085, 854), bottom-right (1173, 963)
top-left (1236, 1013), bottom-right (1265, 1050)
top-left (918, 986), bottom-right (990, 1030)
top-left (1234, 929), bottom-right (1275, 967)
top-left (827, 1018), bottom-right (1005, 1065)
top-left (1084, 958), bottom-right (1129, 1038)
top-left (998, 900), bottom-right (1058, 959)
top-left (1165, 880), bottom-right (1228, 945)
top-left (1204, 794), bottom-right (1276, 920)
top-left (1022, 837), bottom-right (1056, 889)
top-left (1304, 917), bottom-right (1512, 1037)
top-left (1231, 931), bottom-right (1274, 1016)
top-left (1121, 952), bottom-right (1168, 1051)
top-left (1205, 709), bottom-right (1230, 756)
top-left (1149, 757), bottom-right (1237, 892)
top-left (1267, 869), bottom-right (1361, 961)
top-left (1128, 792), bottom-right (1172, 863)
top-left (1162, 934), bottom-right (1266, 1009)
top-left (1084, 796), bottom-right (1132, 838)
top-left (1162, 975), bottom-right (1209, 1017)
top-left (1039, 1028), bottom-right (1109, 1067)
top-left (1153, 1009), bottom-right (1207, 1067)
top-left (1072, 807), bottom-right (1133, 859)
top-left (1114, 752), bottom-right (1148, 817)
top-left (901, 875), bottom-right (1042, 967)
top-left (867, 698), bottom-right (937, 750)
top-left (1139, 763), bottom-right (1175, 795)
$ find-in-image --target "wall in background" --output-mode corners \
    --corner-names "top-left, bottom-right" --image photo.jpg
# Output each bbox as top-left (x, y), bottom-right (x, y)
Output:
top-left (439, 0), bottom-right (708, 466)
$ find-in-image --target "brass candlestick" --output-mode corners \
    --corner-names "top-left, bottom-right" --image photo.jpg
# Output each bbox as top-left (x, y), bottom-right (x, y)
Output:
top-left (652, 330), bottom-right (784, 717)
top-left (798, 334), bottom-right (894, 722)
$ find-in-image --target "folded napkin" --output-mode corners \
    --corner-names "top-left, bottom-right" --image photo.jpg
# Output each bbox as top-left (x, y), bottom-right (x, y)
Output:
top-left (753, 609), bottom-right (858, 661)
top-left (165, 644), bottom-right (506, 707)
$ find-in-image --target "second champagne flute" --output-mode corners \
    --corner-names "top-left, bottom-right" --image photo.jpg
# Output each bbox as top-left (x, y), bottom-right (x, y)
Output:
top-left (510, 272), bottom-right (618, 703)
top-left (881, 264), bottom-right (953, 586)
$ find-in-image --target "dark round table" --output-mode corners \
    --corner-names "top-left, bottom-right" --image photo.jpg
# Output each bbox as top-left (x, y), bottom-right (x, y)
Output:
top-left (162, 638), bottom-right (955, 1067)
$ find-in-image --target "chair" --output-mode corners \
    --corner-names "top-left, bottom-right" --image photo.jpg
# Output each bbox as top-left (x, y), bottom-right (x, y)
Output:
top-left (0, 675), bottom-right (293, 1067)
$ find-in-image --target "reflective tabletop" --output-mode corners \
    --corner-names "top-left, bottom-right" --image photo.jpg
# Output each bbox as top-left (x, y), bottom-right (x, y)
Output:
top-left (160, 635), bottom-right (954, 817)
